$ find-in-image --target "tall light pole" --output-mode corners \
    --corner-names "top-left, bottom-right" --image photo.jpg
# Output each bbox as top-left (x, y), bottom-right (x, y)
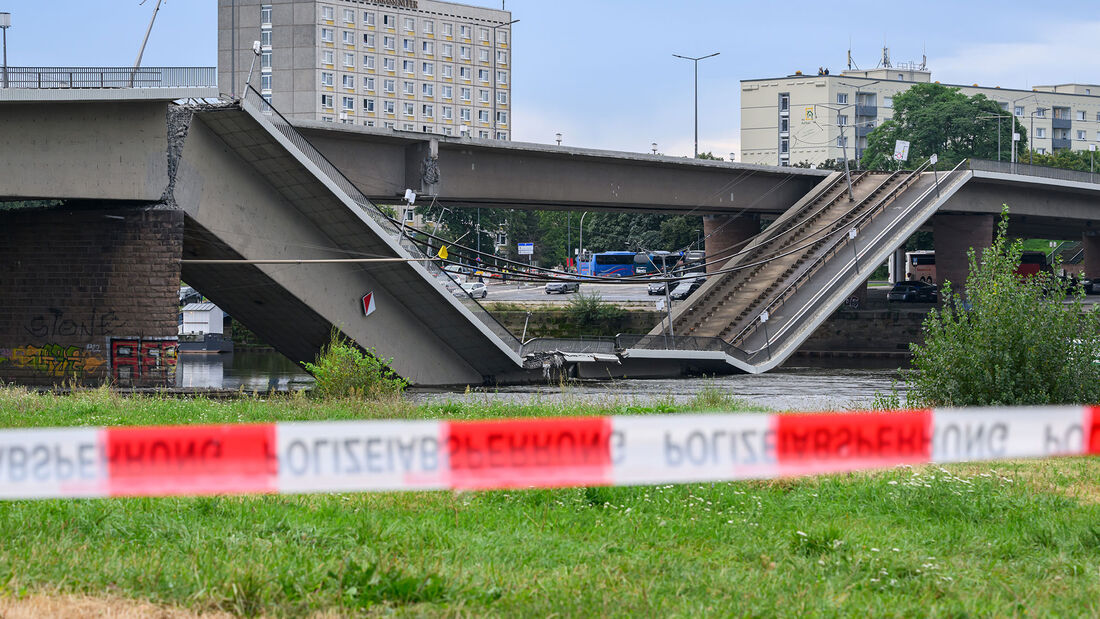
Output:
top-left (672, 52), bottom-right (719, 158)
top-left (578, 211), bottom-right (589, 274)
top-left (0, 12), bottom-right (11, 89)
top-left (555, 132), bottom-right (562, 145)
top-left (489, 18), bottom-right (518, 140)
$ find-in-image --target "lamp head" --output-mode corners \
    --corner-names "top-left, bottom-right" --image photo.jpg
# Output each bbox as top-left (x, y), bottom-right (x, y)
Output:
top-left (0, 13), bottom-right (10, 28)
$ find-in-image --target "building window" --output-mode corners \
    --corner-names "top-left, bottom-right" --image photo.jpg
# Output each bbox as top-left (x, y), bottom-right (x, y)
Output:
top-left (479, 130), bottom-right (489, 138)
top-left (363, 11), bottom-right (375, 26)
top-left (261, 30), bottom-right (272, 46)
top-left (342, 96), bottom-right (354, 111)
top-left (404, 17), bottom-right (415, 31)
top-left (478, 110), bottom-right (489, 123)
top-left (383, 14), bottom-right (395, 28)
top-left (837, 114), bottom-right (848, 126)
top-left (260, 74), bottom-right (272, 91)
top-left (422, 62), bottom-right (434, 76)
top-left (321, 28), bottom-right (333, 43)
top-left (403, 81), bottom-right (414, 95)
top-left (1096, 131), bottom-right (1100, 141)
top-left (423, 41), bottom-right (434, 55)
top-left (897, 73), bottom-right (904, 80)
top-left (1036, 147), bottom-right (1046, 155)
top-left (1036, 127), bottom-right (1046, 138)
top-left (322, 50), bottom-right (334, 65)
top-left (497, 70), bottom-right (507, 85)
top-left (403, 60), bottom-right (414, 75)
top-left (779, 93), bottom-right (789, 112)
top-left (363, 55), bottom-right (375, 70)
top-left (460, 108), bottom-right (471, 122)
top-left (403, 102), bottom-right (414, 117)
top-left (341, 74), bottom-right (354, 89)
top-left (460, 25), bottom-right (471, 39)
top-left (321, 71), bottom-right (334, 87)
top-left (442, 106), bottom-right (453, 120)
top-left (383, 57), bottom-right (395, 72)
top-left (442, 22), bottom-right (453, 37)
top-left (1078, 130), bottom-right (1087, 140)
top-left (837, 93), bottom-right (848, 104)
top-left (383, 79), bottom-right (395, 94)
top-left (837, 135), bottom-right (848, 147)
top-left (363, 98), bottom-right (375, 112)
top-left (364, 77), bottom-right (375, 91)
top-left (441, 65), bottom-right (453, 79)
top-left (779, 117), bottom-right (789, 132)
top-left (460, 46), bottom-right (471, 60)
top-left (479, 49), bottom-right (490, 63)
top-left (423, 20), bottom-right (434, 34)
top-left (496, 111), bottom-right (507, 125)
top-left (479, 28), bottom-right (489, 42)
top-left (1077, 110), bottom-right (1086, 121)
top-left (1035, 108), bottom-right (1046, 118)
top-left (496, 50), bottom-right (507, 65)
top-left (883, 96), bottom-right (893, 108)
top-left (422, 83), bottom-right (434, 97)
top-left (363, 33), bottom-right (375, 48)
top-left (780, 138), bottom-right (789, 153)
top-left (321, 94), bottom-right (334, 108)
top-left (460, 67), bottom-right (471, 81)
top-left (383, 122), bottom-right (394, 129)
top-left (383, 101), bottom-right (395, 114)
top-left (496, 131), bottom-right (507, 140)
top-left (496, 90), bottom-right (507, 105)
top-left (442, 85), bottom-right (453, 99)
top-left (478, 69), bottom-right (489, 83)
top-left (460, 87), bottom-right (471, 101)
top-left (261, 5), bottom-right (272, 24)
top-left (476, 89), bottom-right (488, 103)
top-left (261, 51), bottom-right (272, 69)
top-left (343, 52), bottom-right (354, 68)
top-left (422, 104), bottom-right (434, 118)
top-left (497, 30), bottom-right (507, 45)
top-left (403, 38), bottom-right (414, 53)
top-left (343, 8), bottom-right (354, 23)
top-left (383, 36), bottom-right (395, 51)
top-left (1015, 106), bottom-right (1024, 116)
top-left (443, 43), bottom-right (454, 58)
top-left (321, 5), bottom-right (333, 21)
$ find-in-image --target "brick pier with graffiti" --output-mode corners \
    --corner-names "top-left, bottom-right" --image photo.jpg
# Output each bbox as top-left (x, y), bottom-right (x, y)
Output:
top-left (0, 205), bottom-right (183, 387)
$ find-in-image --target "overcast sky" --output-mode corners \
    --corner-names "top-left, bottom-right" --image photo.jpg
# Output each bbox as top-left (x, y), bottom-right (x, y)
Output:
top-left (3, 1), bottom-right (1097, 157)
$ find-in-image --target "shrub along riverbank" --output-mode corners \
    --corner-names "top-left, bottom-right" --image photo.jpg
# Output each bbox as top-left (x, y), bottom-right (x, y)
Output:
top-left (0, 387), bottom-right (1097, 616)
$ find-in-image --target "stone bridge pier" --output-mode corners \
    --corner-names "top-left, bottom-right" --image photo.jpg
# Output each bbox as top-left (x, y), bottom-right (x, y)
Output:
top-left (933, 213), bottom-right (995, 292)
top-left (702, 213), bottom-right (760, 274)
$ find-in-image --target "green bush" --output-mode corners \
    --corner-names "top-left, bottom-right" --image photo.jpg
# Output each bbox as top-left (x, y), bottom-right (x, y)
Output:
top-left (567, 291), bottom-right (625, 328)
top-left (302, 330), bottom-right (408, 399)
top-left (909, 207), bottom-right (1100, 406)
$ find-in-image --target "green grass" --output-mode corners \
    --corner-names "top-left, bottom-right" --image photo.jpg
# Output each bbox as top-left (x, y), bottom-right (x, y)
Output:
top-left (0, 387), bottom-right (1098, 616)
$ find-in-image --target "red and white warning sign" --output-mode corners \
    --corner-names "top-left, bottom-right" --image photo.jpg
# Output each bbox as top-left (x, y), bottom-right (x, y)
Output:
top-left (361, 291), bottom-right (376, 316)
top-left (0, 406), bottom-right (1096, 500)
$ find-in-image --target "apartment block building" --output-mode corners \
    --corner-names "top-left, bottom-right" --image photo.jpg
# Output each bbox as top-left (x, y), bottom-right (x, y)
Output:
top-left (218, 0), bottom-right (513, 139)
top-left (741, 64), bottom-right (1100, 167)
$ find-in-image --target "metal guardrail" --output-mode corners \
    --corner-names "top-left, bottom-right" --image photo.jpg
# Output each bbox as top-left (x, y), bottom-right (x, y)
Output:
top-left (615, 334), bottom-right (749, 362)
top-left (239, 86), bottom-right (523, 353)
top-left (970, 158), bottom-right (1100, 186)
top-left (2, 67), bottom-right (216, 89)
top-left (521, 338), bottom-right (617, 355)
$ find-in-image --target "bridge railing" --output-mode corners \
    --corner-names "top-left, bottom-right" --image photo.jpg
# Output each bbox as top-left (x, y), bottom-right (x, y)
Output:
top-left (2, 67), bottom-right (217, 89)
top-left (521, 338), bottom-right (618, 355)
top-left (970, 158), bottom-right (1100, 186)
top-left (239, 85), bottom-right (523, 353)
top-left (615, 333), bottom-right (750, 362)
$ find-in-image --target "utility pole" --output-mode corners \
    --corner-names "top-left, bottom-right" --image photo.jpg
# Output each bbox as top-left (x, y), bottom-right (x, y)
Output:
top-left (672, 52), bottom-right (719, 157)
top-left (0, 12), bottom-right (11, 89)
top-left (131, 0), bottom-right (165, 87)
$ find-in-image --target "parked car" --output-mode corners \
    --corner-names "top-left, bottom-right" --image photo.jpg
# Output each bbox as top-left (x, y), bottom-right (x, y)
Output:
top-left (668, 273), bottom-right (707, 300)
top-left (647, 276), bottom-right (668, 296)
top-left (460, 282), bottom-right (488, 299)
top-left (545, 281), bottom-right (580, 294)
top-left (887, 280), bottom-right (938, 302)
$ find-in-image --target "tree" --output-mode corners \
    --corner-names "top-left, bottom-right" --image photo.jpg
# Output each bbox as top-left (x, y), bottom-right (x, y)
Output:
top-left (792, 158), bottom-right (856, 171)
top-left (1025, 148), bottom-right (1097, 172)
top-left (861, 83), bottom-right (1028, 170)
top-left (696, 151), bottom-right (724, 161)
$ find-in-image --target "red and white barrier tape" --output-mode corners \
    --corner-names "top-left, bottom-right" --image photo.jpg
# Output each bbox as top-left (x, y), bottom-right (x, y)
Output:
top-left (1, 407), bottom-right (1098, 499)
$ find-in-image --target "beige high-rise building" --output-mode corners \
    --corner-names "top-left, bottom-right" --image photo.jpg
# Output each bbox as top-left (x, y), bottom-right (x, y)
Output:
top-left (741, 62), bottom-right (1100, 167)
top-left (219, 0), bottom-right (513, 139)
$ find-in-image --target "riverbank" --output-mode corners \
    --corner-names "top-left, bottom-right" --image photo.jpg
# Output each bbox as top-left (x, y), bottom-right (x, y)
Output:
top-left (0, 388), bottom-right (1097, 616)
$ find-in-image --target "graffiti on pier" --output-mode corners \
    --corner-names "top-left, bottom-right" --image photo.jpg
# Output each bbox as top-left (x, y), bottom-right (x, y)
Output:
top-left (110, 338), bottom-right (178, 386)
top-left (25, 307), bottom-right (125, 339)
top-left (3, 344), bottom-right (108, 378)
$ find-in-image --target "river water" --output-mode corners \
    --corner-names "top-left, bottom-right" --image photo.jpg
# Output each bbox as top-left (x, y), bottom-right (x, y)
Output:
top-left (175, 351), bottom-right (907, 411)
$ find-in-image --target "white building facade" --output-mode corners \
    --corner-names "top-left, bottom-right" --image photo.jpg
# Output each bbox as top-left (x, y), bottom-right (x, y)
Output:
top-left (741, 66), bottom-right (1100, 166)
top-left (219, 0), bottom-right (513, 139)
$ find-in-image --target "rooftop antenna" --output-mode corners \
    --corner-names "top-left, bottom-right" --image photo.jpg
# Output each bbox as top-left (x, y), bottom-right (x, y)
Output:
top-left (847, 37), bottom-right (860, 71)
top-left (878, 43), bottom-right (891, 69)
top-left (920, 42), bottom-right (927, 71)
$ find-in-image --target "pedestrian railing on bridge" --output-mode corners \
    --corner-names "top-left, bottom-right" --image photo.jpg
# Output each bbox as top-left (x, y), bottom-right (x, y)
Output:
top-left (2, 67), bottom-right (217, 89)
top-left (970, 158), bottom-right (1100, 186)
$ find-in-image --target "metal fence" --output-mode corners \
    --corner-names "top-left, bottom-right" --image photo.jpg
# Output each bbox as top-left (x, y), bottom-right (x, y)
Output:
top-left (615, 334), bottom-right (749, 361)
top-left (239, 86), bottom-right (523, 353)
top-left (521, 338), bottom-right (617, 355)
top-left (2, 67), bottom-right (216, 89)
top-left (970, 158), bottom-right (1100, 185)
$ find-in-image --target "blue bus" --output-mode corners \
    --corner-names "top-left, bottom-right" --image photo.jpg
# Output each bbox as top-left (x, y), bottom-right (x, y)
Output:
top-left (578, 251), bottom-right (637, 277)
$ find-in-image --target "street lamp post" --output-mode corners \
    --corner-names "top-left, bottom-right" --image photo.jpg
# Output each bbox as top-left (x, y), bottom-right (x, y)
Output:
top-left (555, 132), bottom-right (561, 146)
top-left (0, 12), bottom-right (11, 89)
top-left (672, 52), bottom-right (719, 158)
top-left (488, 19), bottom-right (519, 141)
top-left (652, 142), bottom-right (658, 154)
top-left (577, 211), bottom-right (589, 274)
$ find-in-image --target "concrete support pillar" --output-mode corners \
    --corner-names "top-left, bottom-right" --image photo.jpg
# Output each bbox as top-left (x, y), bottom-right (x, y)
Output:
top-left (703, 213), bottom-right (760, 274)
top-left (933, 214), bottom-right (995, 292)
top-left (888, 247), bottom-right (906, 283)
top-left (1083, 232), bottom-right (1100, 283)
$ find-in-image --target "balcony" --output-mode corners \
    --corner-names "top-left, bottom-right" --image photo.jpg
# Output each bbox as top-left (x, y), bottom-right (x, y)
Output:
top-left (1052, 118), bottom-right (1072, 130)
top-left (1052, 138), bottom-right (1072, 150)
top-left (855, 123), bottom-right (875, 137)
top-left (855, 104), bottom-right (877, 117)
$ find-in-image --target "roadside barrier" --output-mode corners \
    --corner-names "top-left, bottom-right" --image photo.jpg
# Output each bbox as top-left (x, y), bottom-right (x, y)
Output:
top-left (0, 407), bottom-right (1097, 499)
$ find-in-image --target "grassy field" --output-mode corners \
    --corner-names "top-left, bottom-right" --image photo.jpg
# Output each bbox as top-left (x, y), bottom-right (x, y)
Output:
top-left (0, 387), bottom-right (1098, 617)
